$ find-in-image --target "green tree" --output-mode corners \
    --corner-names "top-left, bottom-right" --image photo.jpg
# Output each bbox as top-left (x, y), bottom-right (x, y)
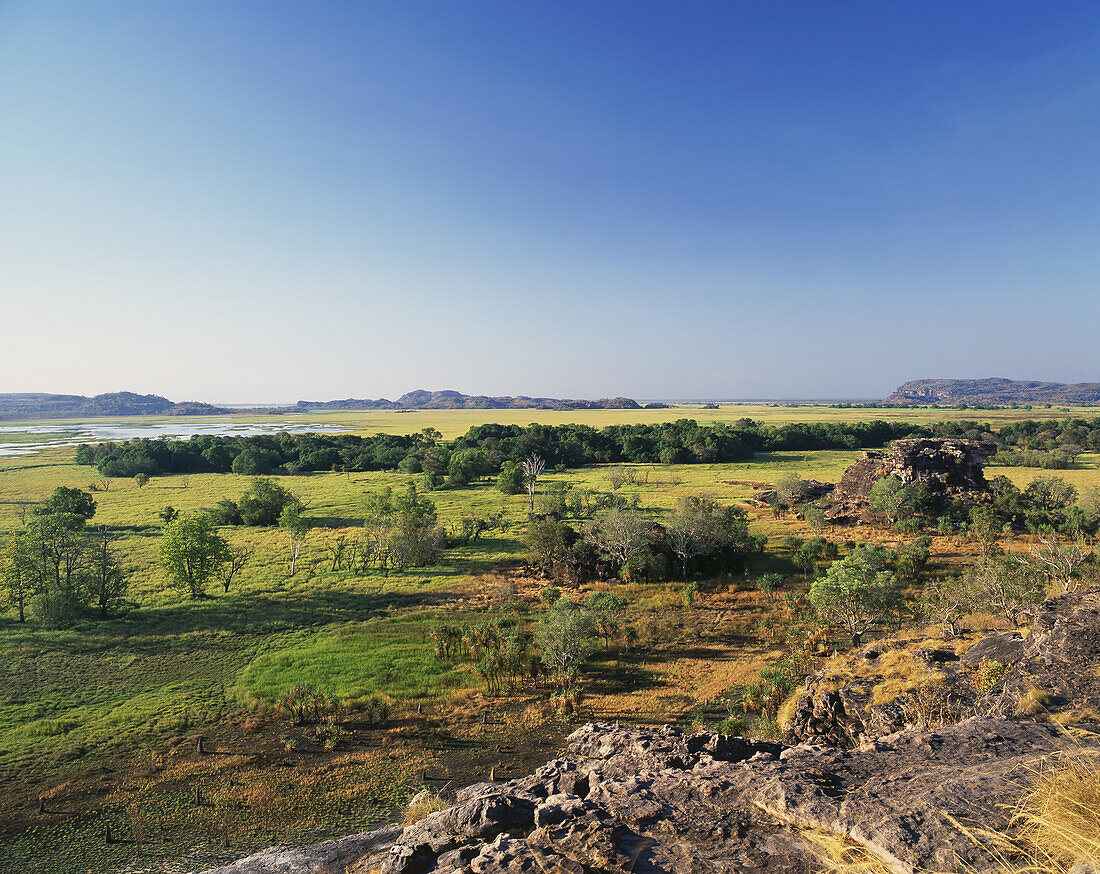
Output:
top-left (867, 477), bottom-right (914, 524)
top-left (585, 591), bottom-right (627, 649)
top-left (279, 504), bottom-right (310, 575)
top-left (536, 599), bottom-right (597, 686)
top-left (1025, 476), bottom-right (1078, 515)
top-left (362, 484), bottom-right (445, 570)
top-left (35, 487), bottom-right (96, 523)
top-left (584, 507), bottom-right (650, 579)
top-left (896, 536), bottom-right (932, 585)
top-left (964, 555), bottom-right (1045, 627)
top-left (134, 473), bottom-right (150, 489)
top-left (809, 544), bottom-right (902, 646)
top-left (803, 505), bottom-right (826, 534)
top-left (968, 504), bottom-right (1004, 552)
top-left (922, 574), bottom-right (976, 638)
top-left (1079, 485), bottom-right (1100, 525)
top-left (0, 538), bottom-right (35, 622)
top-left (238, 478), bottom-right (298, 526)
top-left (525, 517), bottom-right (570, 573)
top-left (665, 495), bottom-right (748, 577)
top-left (160, 512), bottom-right (230, 599)
top-left (85, 527), bottom-right (128, 618)
top-left (774, 474), bottom-right (808, 507)
top-left (496, 461), bottom-right (526, 495)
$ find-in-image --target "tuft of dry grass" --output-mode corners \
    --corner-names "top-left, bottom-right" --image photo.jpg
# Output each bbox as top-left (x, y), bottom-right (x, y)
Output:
top-left (1015, 686), bottom-right (1054, 717)
top-left (798, 828), bottom-right (894, 874)
top-left (1012, 752), bottom-right (1100, 871)
top-left (404, 790), bottom-right (449, 825)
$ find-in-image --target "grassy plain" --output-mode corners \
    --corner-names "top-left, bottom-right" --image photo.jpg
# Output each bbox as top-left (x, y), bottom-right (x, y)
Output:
top-left (1, 405), bottom-right (1097, 871)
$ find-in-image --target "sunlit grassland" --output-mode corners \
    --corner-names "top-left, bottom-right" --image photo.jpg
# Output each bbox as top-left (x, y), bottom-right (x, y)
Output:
top-left (991, 453), bottom-right (1100, 492)
top-left (0, 444), bottom-right (866, 789)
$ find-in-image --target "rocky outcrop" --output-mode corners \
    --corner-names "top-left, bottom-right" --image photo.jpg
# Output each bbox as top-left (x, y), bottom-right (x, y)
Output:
top-left (984, 585), bottom-right (1100, 720)
top-left (827, 438), bottom-right (993, 522)
top-left (373, 718), bottom-right (1097, 874)
top-left (200, 825), bottom-right (402, 874)
top-left (784, 635), bottom-right (1017, 748)
top-left (787, 585), bottom-right (1100, 749)
top-left (885, 377), bottom-right (1100, 407)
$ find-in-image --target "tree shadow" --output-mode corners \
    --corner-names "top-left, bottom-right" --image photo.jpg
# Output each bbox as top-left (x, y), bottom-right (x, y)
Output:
top-left (582, 654), bottom-right (663, 696)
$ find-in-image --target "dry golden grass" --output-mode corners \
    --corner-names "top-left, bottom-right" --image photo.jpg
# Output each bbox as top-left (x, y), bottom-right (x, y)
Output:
top-left (1015, 686), bottom-right (1054, 717)
top-left (404, 790), bottom-right (450, 825)
top-left (798, 829), bottom-right (895, 874)
top-left (1012, 752), bottom-right (1100, 871)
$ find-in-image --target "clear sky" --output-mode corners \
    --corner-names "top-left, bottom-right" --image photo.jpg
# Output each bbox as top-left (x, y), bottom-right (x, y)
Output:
top-left (1, 2), bottom-right (1098, 403)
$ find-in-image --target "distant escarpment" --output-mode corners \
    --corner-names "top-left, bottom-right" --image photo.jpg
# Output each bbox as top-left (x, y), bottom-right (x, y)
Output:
top-left (0, 392), bottom-right (229, 420)
top-left (0, 389), bottom-right (641, 420)
top-left (294, 390), bottom-right (641, 412)
top-left (885, 377), bottom-right (1100, 406)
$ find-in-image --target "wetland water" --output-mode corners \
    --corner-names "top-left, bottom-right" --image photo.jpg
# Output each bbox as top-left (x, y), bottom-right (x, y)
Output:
top-left (0, 420), bottom-right (347, 457)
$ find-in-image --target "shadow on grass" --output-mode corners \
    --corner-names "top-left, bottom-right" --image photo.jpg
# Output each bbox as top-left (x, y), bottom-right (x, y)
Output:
top-left (131, 588), bottom-right (456, 639)
top-left (583, 652), bottom-right (663, 697)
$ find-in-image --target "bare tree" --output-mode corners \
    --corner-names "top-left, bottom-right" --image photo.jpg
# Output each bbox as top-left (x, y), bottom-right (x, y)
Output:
top-left (217, 544), bottom-right (254, 593)
top-left (1016, 533), bottom-right (1093, 594)
top-left (521, 454), bottom-right (546, 512)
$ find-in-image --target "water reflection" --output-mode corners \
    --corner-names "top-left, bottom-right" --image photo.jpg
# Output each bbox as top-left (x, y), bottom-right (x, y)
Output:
top-left (0, 420), bottom-right (347, 458)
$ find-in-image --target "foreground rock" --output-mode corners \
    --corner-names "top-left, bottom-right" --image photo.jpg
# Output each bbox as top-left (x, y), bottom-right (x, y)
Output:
top-left (378, 718), bottom-right (1095, 873)
top-left (984, 584), bottom-right (1100, 721)
top-left (200, 826), bottom-right (401, 874)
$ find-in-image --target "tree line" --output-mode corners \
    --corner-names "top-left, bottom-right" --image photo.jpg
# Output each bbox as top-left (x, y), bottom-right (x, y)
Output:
top-left (74, 418), bottom-right (934, 480)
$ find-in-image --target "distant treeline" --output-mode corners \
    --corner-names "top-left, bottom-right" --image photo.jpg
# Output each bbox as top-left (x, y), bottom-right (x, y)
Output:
top-left (988, 417), bottom-right (1100, 469)
top-left (74, 419), bottom-right (941, 478)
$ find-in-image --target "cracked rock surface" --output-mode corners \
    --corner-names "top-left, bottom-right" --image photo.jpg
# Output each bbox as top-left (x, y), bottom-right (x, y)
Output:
top-left (377, 717), bottom-right (1096, 874)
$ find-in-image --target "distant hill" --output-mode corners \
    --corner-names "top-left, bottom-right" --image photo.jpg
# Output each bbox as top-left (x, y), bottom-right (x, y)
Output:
top-left (294, 390), bottom-right (641, 412)
top-left (0, 389), bottom-right (640, 420)
top-left (0, 392), bottom-right (230, 420)
top-left (885, 378), bottom-right (1100, 406)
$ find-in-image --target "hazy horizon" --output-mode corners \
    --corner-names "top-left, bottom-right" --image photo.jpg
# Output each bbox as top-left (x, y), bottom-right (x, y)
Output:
top-left (3, 2), bottom-right (1099, 403)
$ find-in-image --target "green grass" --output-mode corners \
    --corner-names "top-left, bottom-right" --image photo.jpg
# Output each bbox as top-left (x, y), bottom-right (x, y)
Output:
top-left (238, 617), bottom-right (477, 704)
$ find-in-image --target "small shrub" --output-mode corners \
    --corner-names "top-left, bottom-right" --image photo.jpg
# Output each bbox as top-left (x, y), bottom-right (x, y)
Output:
top-left (239, 715), bottom-right (263, 735)
top-left (313, 718), bottom-right (345, 751)
top-left (971, 659), bottom-right (1010, 694)
top-left (751, 716), bottom-right (783, 740)
top-left (901, 679), bottom-right (966, 728)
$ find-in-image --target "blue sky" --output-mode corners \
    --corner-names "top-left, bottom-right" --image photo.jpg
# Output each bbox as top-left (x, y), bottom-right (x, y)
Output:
top-left (1, 1), bottom-right (1098, 402)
